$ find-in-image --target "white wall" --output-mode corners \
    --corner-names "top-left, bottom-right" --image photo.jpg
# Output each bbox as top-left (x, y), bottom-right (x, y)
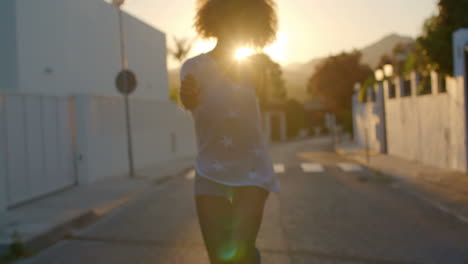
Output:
top-left (0, 93), bottom-right (77, 210)
top-left (75, 95), bottom-right (196, 184)
top-left (0, 1), bottom-right (196, 212)
top-left (385, 75), bottom-right (466, 171)
top-left (352, 85), bottom-right (386, 152)
top-left (0, 0), bottom-right (17, 91)
top-left (14, 0), bottom-right (168, 100)
top-left (353, 72), bottom-right (467, 172)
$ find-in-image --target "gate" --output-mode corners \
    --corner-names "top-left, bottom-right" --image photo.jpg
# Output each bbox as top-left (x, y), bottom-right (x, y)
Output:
top-left (0, 94), bottom-right (77, 207)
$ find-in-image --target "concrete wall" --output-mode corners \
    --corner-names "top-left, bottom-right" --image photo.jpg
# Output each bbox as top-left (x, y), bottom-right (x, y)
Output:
top-left (13, 0), bottom-right (168, 100)
top-left (0, 1), bottom-right (195, 212)
top-left (352, 85), bottom-right (386, 153)
top-left (74, 95), bottom-right (196, 184)
top-left (1, 93), bottom-right (196, 211)
top-left (352, 72), bottom-right (467, 172)
top-left (0, 93), bottom-right (77, 209)
top-left (385, 75), bottom-right (467, 171)
top-left (0, 0), bottom-right (18, 91)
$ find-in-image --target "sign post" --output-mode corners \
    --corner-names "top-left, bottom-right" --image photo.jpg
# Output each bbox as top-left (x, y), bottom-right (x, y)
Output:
top-left (113, 0), bottom-right (137, 178)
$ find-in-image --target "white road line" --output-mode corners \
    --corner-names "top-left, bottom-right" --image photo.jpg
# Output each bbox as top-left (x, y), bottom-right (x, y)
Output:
top-left (185, 169), bottom-right (196, 180)
top-left (337, 163), bottom-right (362, 172)
top-left (274, 163), bottom-right (285, 174)
top-left (301, 163), bottom-right (325, 173)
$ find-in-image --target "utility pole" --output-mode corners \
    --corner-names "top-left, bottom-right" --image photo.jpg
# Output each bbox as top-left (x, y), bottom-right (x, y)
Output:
top-left (113, 0), bottom-right (135, 178)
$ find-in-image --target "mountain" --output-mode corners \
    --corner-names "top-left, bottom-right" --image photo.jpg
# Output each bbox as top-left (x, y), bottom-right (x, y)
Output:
top-left (360, 33), bottom-right (414, 68)
top-left (283, 33), bottom-right (414, 102)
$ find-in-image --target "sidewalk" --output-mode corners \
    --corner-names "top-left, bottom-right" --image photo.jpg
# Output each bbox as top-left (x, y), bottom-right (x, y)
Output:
top-left (0, 157), bottom-right (194, 259)
top-left (337, 141), bottom-right (468, 225)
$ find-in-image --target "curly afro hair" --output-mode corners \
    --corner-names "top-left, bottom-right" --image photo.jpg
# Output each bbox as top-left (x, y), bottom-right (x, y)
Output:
top-left (194, 0), bottom-right (278, 48)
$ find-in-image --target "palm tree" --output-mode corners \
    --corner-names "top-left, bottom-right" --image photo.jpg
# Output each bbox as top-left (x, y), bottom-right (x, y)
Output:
top-left (169, 36), bottom-right (195, 64)
top-left (168, 36), bottom-right (195, 103)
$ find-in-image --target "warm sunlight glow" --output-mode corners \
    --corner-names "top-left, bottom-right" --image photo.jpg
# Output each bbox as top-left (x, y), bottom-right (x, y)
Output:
top-left (189, 32), bottom-right (286, 64)
top-left (264, 32), bottom-right (287, 62)
top-left (193, 40), bottom-right (217, 55)
top-left (235, 47), bottom-right (255, 61)
top-left (234, 32), bottom-right (287, 62)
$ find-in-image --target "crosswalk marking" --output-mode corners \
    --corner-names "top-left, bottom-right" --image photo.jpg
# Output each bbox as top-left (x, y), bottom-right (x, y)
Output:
top-left (185, 169), bottom-right (196, 180)
top-left (301, 163), bottom-right (325, 173)
top-left (337, 163), bottom-right (362, 172)
top-left (274, 163), bottom-right (285, 174)
top-left (184, 163), bottom-right (363, 178)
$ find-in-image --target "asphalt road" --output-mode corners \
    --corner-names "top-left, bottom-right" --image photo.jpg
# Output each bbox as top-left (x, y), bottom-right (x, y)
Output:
top-left (19, 138), bottom-right (468, 264)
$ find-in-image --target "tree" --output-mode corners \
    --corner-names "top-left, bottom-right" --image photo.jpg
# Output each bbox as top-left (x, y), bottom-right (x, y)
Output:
top-left (168, 36), bottom-right (195, 103)
top-left (248, 53), bottom-right (287, 104)
top-left (307, 51), bottom-right (372, 132)
top-left (376, 41), bottom-right (429, 76)
top-left (417, 0), bottom-right (468, 75)
top-left (307, 51), bottom-right (372, 112)
top-left (168, 36), bottom-right (195, 65)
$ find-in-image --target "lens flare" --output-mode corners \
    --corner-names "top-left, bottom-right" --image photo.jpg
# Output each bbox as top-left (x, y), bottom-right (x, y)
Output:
top-left (235, 47), bottom-right (255, 60)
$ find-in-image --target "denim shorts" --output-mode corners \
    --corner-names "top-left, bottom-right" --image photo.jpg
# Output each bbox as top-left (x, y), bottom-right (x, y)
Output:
top-left (194, 174), bottom-right (235, 199)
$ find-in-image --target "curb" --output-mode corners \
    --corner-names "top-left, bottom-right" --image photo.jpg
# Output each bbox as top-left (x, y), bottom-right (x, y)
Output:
top-left (0, 167), bottom-right (192, 261)
top-left (336, 148), bottom-right (468, 226)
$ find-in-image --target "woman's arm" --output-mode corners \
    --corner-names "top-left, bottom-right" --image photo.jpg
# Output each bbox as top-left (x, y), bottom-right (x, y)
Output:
top-left (180, 74), bottom-right (201, 110)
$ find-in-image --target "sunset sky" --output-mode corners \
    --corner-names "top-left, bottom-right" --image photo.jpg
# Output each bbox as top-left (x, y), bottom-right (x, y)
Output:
top-left (122, 0), bottom-right (437, 67)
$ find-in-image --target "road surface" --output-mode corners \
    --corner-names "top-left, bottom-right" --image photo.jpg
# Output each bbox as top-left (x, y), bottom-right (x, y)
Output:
top-left (19, 138), bottom-right (468, 264)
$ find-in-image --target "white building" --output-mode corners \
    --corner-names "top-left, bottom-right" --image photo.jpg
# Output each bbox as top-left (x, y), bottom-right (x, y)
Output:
top-left (0, 0), bottom-right (196, 212)
top-left (1, 0), bottom-right (168, 99)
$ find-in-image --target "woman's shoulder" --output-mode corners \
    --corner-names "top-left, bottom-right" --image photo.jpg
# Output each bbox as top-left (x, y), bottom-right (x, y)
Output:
top-left (180, 54), bottom-right (209, 80)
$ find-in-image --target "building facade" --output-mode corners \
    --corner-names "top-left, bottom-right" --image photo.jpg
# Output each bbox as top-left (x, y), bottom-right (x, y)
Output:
top-left (0, 0), bottom-right (196, 212)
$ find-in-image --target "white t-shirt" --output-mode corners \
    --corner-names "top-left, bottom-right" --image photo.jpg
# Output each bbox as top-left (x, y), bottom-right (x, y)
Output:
top-left (181, 53), bottom-right (278, 192)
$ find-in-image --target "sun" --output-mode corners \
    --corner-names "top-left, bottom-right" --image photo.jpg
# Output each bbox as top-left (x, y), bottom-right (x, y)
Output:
top-left (234, 32), bottom-right (287, 62)
top-left (235, 47), bottom-right (255, 61)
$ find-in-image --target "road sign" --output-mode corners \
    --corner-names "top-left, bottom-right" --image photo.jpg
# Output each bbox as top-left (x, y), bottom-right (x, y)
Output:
top-left (116, 70), bottom-right (137, 95)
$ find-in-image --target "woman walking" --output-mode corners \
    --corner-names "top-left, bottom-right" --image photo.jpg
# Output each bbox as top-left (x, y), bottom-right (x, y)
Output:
top-left (180, 0), bottom-right (279, 263)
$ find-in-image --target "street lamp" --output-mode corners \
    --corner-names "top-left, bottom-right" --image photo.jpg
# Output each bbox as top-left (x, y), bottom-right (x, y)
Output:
top-left (374, 69), bottom-right (384, 82)
top-left (383, 64), bottom-right (394, 78)
top-left (373, 66), bottom-right (389, 154)
top-left (112, 0), bottom-right (135, 178)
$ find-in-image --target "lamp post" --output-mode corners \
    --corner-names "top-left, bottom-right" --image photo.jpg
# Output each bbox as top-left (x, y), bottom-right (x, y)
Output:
top-left (113, 0), bottom-right (135, 178)
top-left (374, 65), bottom-right (393, 154)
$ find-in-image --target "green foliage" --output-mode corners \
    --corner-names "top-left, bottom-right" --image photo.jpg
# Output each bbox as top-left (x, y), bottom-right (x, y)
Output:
top-left (417, 0), bottom-right (468, 75)
top-left (417, 73), bottom-right (432, 95)
top-left (358, 77), bottom-right (376, 103)
top-left (307, 51), bottom-right (373, 112)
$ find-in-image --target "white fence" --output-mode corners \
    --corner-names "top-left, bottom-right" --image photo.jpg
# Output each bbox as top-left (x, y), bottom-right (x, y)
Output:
top-left (1, 93), bottom-right (196, 211)
top-left (352, 72), bottom-right (467, 172)
top-left (0, 94), bottom-right (76, 208)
